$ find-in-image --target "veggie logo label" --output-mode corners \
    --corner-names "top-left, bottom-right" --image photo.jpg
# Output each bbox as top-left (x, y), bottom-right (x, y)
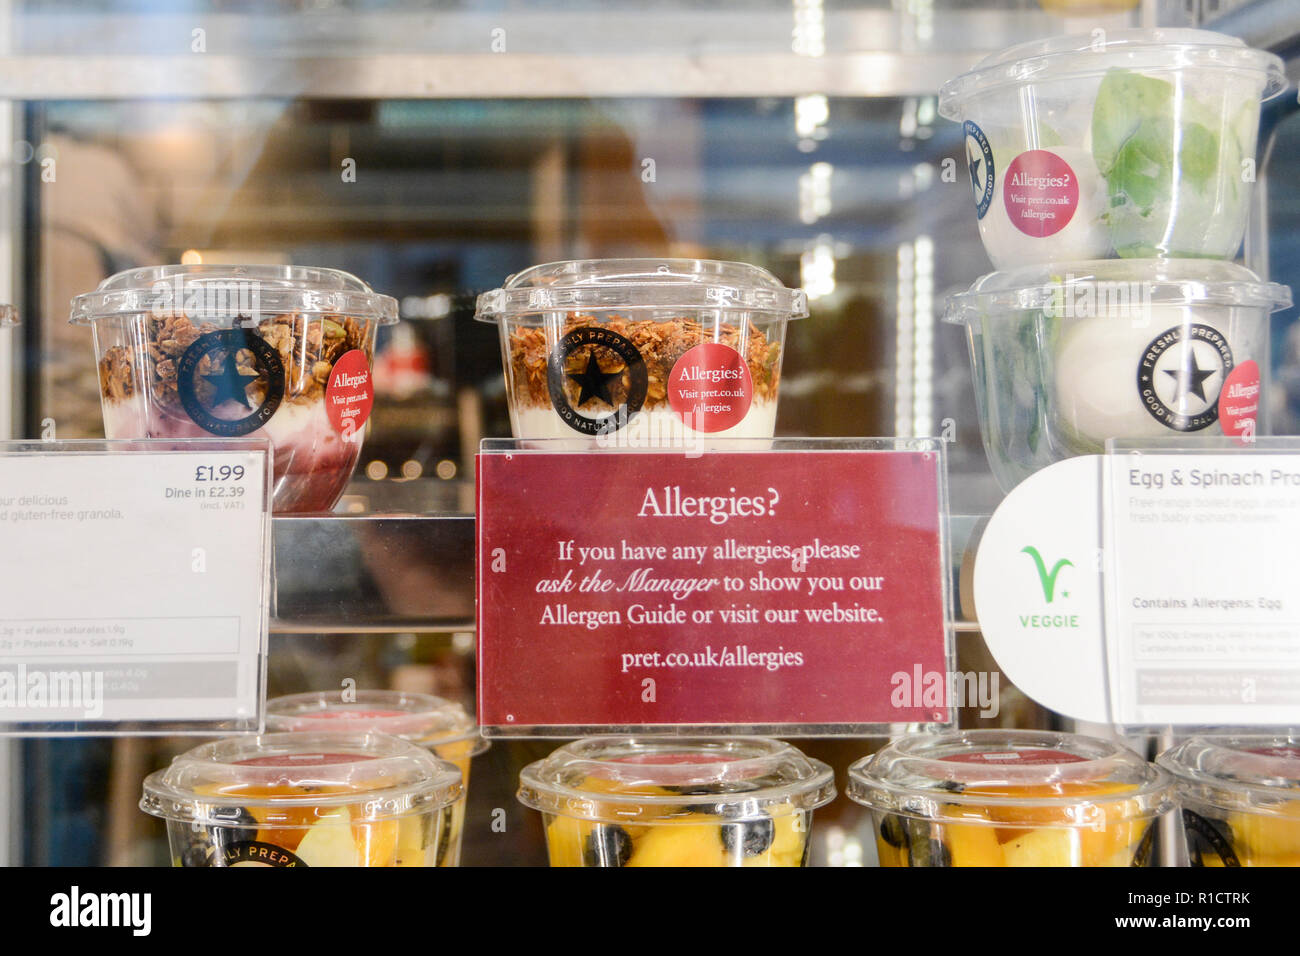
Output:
top-left (964, 121), bottom-right (995, 219)
top-left (1137, 324), bottom-right (1233, 432)
top-left (1018, 546), bottom-right (1080, 631)
top-left (1021, 546), bottom-right (1072, 603)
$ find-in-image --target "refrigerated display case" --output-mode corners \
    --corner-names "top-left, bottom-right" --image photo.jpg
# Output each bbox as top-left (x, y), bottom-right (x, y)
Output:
top-left (1, 0), bottom-right (1298, 870)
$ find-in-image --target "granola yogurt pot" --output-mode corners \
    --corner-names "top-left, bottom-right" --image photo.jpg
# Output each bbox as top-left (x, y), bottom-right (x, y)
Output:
top-left (0, 305), bottom-right (15, 328)
top-left (939, 30), bottom-right (1285, 269)
top-left (518, 736), bottom-right (834, 867)
top-left (476, 259), bottom-right (805, 444)
top-left (141, 732), bottom-right (462, 867)
top-left (71, 265), bottom-right (398, 513)
top-left (946, 260), bottom-right (1289, 492)
top-left (1158, 735), bottom-right (1300, 867)
top-left (266, 690), bottom-right (488, 866)
top-left (848, 730), bottom-right (1174, 867)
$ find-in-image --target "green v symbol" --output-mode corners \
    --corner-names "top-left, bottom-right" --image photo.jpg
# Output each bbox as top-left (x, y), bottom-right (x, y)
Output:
top-left (1021, 546), bottom-right (1073, 603)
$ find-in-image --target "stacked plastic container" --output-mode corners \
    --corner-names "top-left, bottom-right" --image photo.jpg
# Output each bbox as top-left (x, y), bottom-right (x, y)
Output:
top-left (938, 30), bottom-right (1299, 868)
top-left (939, 29), bottom-right (1291, 491)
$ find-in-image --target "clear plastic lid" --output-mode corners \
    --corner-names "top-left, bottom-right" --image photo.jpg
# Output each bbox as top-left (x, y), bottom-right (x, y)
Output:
top-left (140, 731), bottom-right (462, 826)
top-left (847, 730), bottom-right (1174, 824)
top-left (475, 259), bottom-right (809, 323)
top-left (939, 28), bottom-right (1286, 117)
top-left (265, 690), bottom-right (488, 756)
top-left (945, 259), bottom-right (1293, 323)
top-left (518, 736), bottom-right (835, 823)
top-left (70, 264), bottom-right (399, 324)
top-left (1157, 735), bottom-right (1300, 816)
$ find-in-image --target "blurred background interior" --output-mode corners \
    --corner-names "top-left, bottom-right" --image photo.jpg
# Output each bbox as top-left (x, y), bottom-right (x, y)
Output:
top-left (2, 0), bottom-right (1300, 865)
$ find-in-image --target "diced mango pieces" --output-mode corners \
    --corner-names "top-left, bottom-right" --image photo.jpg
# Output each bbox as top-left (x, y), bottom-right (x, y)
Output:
top-left (545, 814), bottom-right (590, 867)
top-left (939, 820), bottom-right (1006, 867)
top-left (1229, 804), bottom-right (1300, 858)
top-left (626, 823), bottom-right (728, 867)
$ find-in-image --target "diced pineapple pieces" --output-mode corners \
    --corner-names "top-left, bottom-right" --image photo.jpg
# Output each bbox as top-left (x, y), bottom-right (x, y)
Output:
top-left (293, 809), bottom-right (362, 867)
top-left (1001, 827), bottom-right (1084, 867)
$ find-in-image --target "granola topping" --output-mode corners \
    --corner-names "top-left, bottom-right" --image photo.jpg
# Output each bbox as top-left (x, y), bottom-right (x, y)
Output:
top-left (97, 312), bottom-right (372, 417)
top-left (509, 314), bottom-right (781, 415)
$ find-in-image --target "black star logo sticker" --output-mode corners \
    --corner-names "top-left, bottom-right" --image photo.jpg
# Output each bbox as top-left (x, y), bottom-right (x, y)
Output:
top-left (1163, 348), bottom-right (1216, 405)
top-left (968, 150), bottom-right (983, 193)
top-left (202, 352), bottom-right (260, 409)
top-left (566, 352), bottom-right (622, 408)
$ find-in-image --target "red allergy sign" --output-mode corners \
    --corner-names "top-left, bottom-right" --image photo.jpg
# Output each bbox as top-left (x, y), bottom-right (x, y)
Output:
top-left (476, 450), bottom-right (949, 730)
top-left (325, 349), bottom-right (375, 439)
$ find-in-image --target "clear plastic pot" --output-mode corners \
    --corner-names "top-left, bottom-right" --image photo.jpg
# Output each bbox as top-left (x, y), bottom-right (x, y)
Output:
top-left (475, 259), bottom-right (806, 443)
top-left (517, 736), bottom-right (834, 867)
top-left (1158, 735), bottom-right (1300, 867)
top-left (0, 305), bottom-right (15, 327)
top-left (848, 730), bottom-right (1174, 867)
top-left (140, 731), bottom-right (462, 867)
top-left (71, 265), bottom-right (398, 513)
top-left (265, 690), bottom-right (488, 866)
top-left (939, 30), bottom-right (1285, 269)
top-left (945, 259), bottom-right (1290, 491)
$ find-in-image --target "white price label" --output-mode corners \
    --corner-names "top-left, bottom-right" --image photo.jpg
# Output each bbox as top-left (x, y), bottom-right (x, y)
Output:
top-left (0, 441), bottom-right (271, 732)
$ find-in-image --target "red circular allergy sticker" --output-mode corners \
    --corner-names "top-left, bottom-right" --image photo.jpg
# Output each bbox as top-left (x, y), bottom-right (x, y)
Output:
top-left (667, 342), bottom-right (753, 433)
top-left (1218, 359), bottom-right (1260, 446)
top-left (326, 349), bottom-right (375, 440)
top-left (1002, 150), bottom-right (1080, 238)
top-left (942, 749), bottom-right (1088, 766)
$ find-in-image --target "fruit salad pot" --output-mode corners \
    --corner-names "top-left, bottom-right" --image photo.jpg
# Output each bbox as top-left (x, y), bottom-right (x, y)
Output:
top-left (518, 736), bottom-right (834, 867)
top-left (1159, 736), bottom-right (1300, 867)
top-left (849, 730), bottom-right (1174, 867)
top-left (266, 690), bottom-right (488, 866)
top-left (141, 731), bottom-right (461, 867)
